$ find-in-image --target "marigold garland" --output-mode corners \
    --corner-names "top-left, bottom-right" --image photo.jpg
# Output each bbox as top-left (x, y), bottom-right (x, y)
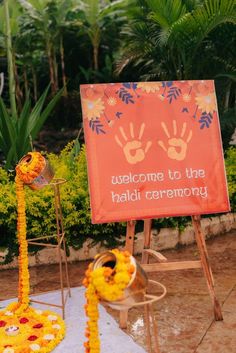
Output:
top-left (83, 249), bottom-right (135, 353)
top-left (0, 152), bottom-right (65, 353)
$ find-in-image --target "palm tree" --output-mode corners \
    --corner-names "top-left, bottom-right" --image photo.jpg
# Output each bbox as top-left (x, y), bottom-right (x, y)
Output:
top-left (17, 0), bottom-right (59, 94)
top-left (118, 0), bottom-right (236, 80)
top-left (76, 0), bottom-right (128, 71)
top-left (17, 0), bottom-right (82, 95)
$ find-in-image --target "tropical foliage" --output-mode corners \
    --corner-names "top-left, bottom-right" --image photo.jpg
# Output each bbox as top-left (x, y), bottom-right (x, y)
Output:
top-left (0, 0), bottom-right (235, 259)
top-left (0, 86), bottom-right (63, 169)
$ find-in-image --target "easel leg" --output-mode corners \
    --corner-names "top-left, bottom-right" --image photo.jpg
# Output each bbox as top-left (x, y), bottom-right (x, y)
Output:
top-left (192, 215), bottom-right (223, 321)
top-left (142, 219), bottom-right (152, 264)
top-left (119, 220), bottom-right (135, 329)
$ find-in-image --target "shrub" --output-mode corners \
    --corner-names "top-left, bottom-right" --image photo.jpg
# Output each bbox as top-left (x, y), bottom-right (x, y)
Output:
top-left (0, 142), bottom-right (126, 263)
top-left (0, 143), bottom-right (235, 264)
top-left (225, 146), bottom-right (236, 212)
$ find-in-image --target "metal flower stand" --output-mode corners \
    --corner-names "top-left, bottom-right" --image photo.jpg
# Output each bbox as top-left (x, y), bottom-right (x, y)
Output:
top-left (27, 178), bottom-right (71, 319)
top-left (133, 280), bottom-right (166, 353)
top-left (117, 280), bottom-right (166, 353)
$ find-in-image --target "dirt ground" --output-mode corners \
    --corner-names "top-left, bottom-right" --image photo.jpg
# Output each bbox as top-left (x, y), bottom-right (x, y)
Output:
top-left (0, 229), bottom-right (236, 353)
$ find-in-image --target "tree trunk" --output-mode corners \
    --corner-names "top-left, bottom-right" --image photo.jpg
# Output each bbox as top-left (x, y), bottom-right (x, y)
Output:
top-left (46, 40), bottom-right (57, 95)
top-left (60, 35), bottom-right (67, 96)
top-left (31, 65), bottom-right (38, 103)
top-left (13, 51), bottom-right (23, 111)
top-left (52, 48), bottom-right (59, 92)
top-left (224, 81), bottom-right (232, 110)
top-left (23, 67), bottom-right (29, 96)
top-left (4, 0), bottom-right (17, 116)
top-left (93, 45), bottom-right (99, 71)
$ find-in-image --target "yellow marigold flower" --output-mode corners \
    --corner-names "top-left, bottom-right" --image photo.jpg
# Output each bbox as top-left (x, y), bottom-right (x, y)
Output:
top-left (137, 82), bottom-right (162, 93)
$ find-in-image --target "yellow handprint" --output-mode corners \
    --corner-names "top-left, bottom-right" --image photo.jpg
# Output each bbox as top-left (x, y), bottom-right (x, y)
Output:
top-left (158, 120), bottom-right (192, 161)
top-left (115, 123), bottom-right (152, 164)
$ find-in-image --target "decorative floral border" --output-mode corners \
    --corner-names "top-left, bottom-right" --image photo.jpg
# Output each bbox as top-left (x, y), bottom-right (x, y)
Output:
top-left (80, 80), bottom-right (217, 135)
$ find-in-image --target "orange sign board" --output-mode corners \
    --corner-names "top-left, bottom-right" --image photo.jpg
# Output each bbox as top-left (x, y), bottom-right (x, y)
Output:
top-left (80, 80), bottom-right (230, 224)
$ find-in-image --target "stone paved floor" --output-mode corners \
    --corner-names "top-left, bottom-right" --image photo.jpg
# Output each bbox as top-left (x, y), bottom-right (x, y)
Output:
top-left (0, 229), bottom-right (236, 353)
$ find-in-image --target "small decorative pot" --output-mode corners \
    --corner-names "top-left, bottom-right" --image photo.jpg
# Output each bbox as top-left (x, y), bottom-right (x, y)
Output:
top-left (92, 251), bottom-right (148, 309)
top-left (16, 152), bottom-right (54, 190)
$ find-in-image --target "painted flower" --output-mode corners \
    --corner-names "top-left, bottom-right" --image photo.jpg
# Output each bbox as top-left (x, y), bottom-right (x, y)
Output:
top-left (52, 324), bottom-right (61, 330)
top-left (107, 96), bottom-right (117, 106)
top-left (5, 325), bottom-right (19, 336)
top-left (0, 320), bottom-right (6, 327)
top-left (28, 335), bottom-right (38, 341)
top-left (4, 311), bottom-right (13, 316)
top-left (108, 120), bottom-right (115, 127)
top-left (43, 334), bottom-right (55, 341)
top-left (19, 317), bottom-right (29, 324)
top-left (82, 98), bottom-right (105, 121)
top-left (137, 82), bottom-right (162, 93)
top-left (183, 94), bottom-right (191, 102)
top-left (47, 315), bottom-right (58, 322)
top-left (83, 84), bottom-right (106, 100)
top-left (29, 344), bottom-right (41, 351)
top-left (3, 348), bottom-right (14, 353)
top-left (33, 323), bottom-right (43, 329)
top-left (195, 92), bottom-right (216, 113)
top-left (158, 94), bottom-right (165, 101)
top-left (34, 310), bottom-right (42, 315)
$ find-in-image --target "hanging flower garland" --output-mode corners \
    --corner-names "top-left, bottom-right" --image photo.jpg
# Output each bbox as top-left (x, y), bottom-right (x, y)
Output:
top-left (0, 152), bottom-right (65, 353)
top-left (83, 249), bottom-right (135, 353)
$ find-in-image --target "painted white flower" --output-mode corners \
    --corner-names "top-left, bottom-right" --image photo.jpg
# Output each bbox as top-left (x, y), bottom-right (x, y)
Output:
top-left (4, 311), bottom-right (13, 316)
top-left (3, 348), bottom-right (15, 353)
top-left (107, 96), bottom-right (117, 106)
top-left (47, 315), bottom-right (58, 322)
top-left (29, 344), bottom-right (41, 351)
top-left (35, 309), bottom-right (43, 315)
top-left (43, 333), bottom-right (55, 341)
top-left (183, 94), bottom-right (191, 102)
top-left (52, 324), bottom-right (61, 330)
top-left (158, 94), bottom-right (165, 101)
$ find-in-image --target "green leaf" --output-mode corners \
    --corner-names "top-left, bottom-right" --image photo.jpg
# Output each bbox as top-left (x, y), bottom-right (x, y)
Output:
top-left (30, 87), bottom-right (64, 139)
top-left (0, 97), bottom-right (17, 155)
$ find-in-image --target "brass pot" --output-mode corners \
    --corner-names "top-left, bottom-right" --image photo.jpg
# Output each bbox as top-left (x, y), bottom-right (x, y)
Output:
top-left (29, 159), bottom-right (54, 190)
top-left (18, 153), bottom-right (54, 190)
top-left (92, 251), bottom-right (148, 310)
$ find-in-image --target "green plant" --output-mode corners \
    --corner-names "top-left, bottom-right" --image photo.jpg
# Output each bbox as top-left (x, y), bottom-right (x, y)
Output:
top-left (0, 142), bottom-right (126, 263)
top-left (1, 142), bottom-right (235, 265)
top-left (0, 86), bottom-right (63, 169)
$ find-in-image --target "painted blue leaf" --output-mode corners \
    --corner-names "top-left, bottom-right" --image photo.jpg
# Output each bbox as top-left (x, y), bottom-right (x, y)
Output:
top-left (132, 83), bottom-right (137, 90)
top-left (167, 81), bottom-right (173, 87)
top-left (116, 88), bottom-right (134, 104)
top-left (167, 87), bottom-right (182, 103)
top-left (116, 112), bottom-right (123, 119)
top-left (198, 112), bottom-right (213, 129)
top-left (123, 83), bottom-right (131, 89)
top-left (89, 119), bottom-right (106, 134)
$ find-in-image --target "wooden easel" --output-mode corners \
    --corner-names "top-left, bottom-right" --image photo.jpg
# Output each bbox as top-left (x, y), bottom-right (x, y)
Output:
top-left (120, 215), bottom-right (223, 328)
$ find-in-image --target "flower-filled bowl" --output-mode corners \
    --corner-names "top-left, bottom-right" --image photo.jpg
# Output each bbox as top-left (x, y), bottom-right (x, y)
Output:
top-left (16, 152), bottom-right (54, 190)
